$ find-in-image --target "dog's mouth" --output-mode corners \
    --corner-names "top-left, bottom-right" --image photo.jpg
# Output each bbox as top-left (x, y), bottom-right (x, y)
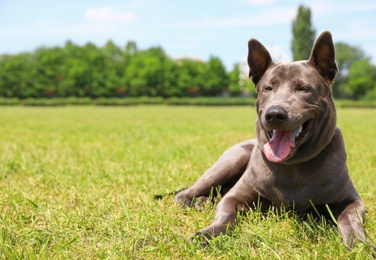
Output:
top-left (264, 119), bottom-right (312, 163)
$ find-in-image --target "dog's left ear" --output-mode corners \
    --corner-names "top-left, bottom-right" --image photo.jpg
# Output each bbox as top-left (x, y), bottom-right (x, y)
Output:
top-left (308, 31), bottom-right (338, 84)
top-left (248, 39), bottom-right (273, 85)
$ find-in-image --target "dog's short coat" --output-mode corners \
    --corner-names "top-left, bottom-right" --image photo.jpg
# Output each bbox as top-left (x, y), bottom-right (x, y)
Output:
top-left (175, 31), bottom-right (375, 253)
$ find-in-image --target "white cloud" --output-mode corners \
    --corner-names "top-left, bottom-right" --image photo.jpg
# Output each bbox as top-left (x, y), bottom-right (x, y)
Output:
top-left (310, 1), bottom-right (376, 16)
top-left (168, 6), bottom-right (296, 29)
top-left (84, 6), bottom-right (136, 23)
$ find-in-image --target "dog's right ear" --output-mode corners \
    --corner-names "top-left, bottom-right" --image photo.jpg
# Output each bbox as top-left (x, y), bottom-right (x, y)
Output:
top-left (308, 31), bottom-right (338, 84)
top-left (248, 39), bottom-right (273, 85)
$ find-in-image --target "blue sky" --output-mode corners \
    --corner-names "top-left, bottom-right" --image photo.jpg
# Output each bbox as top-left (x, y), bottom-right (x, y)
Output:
top-left (1, 0), bottom-right (375, 70)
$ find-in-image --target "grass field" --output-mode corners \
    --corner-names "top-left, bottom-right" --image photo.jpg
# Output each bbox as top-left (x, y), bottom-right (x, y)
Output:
top-left (0, 106), bottom-right (375, 259)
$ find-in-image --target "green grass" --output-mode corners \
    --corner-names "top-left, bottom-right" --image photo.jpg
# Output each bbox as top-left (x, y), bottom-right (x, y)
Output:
top-left (0, 106), bottom-right (375, 259)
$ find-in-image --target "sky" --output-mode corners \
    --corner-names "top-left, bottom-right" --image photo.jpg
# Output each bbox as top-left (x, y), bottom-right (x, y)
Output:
top-left (1, 0), bottom-right (376, 70)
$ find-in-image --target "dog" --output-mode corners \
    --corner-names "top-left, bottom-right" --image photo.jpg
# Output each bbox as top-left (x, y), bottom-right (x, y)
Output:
top-left (175, 31), bottom-right (375, 253)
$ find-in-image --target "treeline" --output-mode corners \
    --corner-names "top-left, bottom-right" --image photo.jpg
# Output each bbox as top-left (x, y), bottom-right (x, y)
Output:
top-left (0, 96), bottom-right (256, 107)
top-left (332, 42), bottom-right (376, 100)
top-left (0, 39), bottom-right (375, 100)
top-left (0, 40), bottom-right (252, 99)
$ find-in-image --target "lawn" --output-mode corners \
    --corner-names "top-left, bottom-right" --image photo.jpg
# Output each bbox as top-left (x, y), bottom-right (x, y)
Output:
top-left (0, 106), bottom-right (375, 259)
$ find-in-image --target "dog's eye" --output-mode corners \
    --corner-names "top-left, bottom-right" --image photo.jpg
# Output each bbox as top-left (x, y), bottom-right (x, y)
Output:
top-left (297, 85), bottom-right (312, 92)
top-left (263, 86), bottom-right (273, 92)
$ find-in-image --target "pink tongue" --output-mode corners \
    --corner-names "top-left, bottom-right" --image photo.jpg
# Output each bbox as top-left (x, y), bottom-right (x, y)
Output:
top-left (264, 130), bottom-right (296, 163)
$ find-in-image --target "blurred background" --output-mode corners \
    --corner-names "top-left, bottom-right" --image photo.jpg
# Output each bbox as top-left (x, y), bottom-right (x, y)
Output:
top-left (0, 0), bottom-right (375, 102)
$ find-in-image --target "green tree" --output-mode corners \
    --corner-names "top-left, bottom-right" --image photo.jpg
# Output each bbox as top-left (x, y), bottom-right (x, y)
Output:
top-left (344, 59), bottom-right (376, 100)
top-left (123, 47), bottom-right (167, 97)
top-left (124, 41), bottom-right (138, 56)
top-left (333, 42), bottom-right (368, 98)
top-left (160, 59), bottom-right (180, 97)
top-left (62, 42), bottom-right (93, 97)
top-left (104, 40), bottom-right (122, 61)
top-left (228, 63), bottom-right (241, 96)
top-left (102, 40), bottom-right (125, 97)
top-left (124, 40), bottom-right (138, 67)
top-left (0, 39), bottom-right (240, 99)
top-left (291, 5), bottom-right (316, 61)
top-left (199, 56), bottom-right (229, 96)
top-left (174, 58), bottom-right (204, 97)
top-left (0, 53), bottom-right (34, 98)
top-left (32, 47), bottom-right (66, 98)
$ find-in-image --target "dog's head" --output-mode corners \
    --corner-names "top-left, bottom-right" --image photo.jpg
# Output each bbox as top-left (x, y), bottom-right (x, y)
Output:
top-left (248, 31), bottom-right (338, 164)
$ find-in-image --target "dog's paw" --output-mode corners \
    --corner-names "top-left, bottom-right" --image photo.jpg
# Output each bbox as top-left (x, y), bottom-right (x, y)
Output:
top-left (175, 192), bottom-right (209, 210)
top-left (188, 230), bottom-right (214, 246)
top-left (192, 196), bottom-right (209, 211)
top-left (174, 192), bottom-right (194, 208)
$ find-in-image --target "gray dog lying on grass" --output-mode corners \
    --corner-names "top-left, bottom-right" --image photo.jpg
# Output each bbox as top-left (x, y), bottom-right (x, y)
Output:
top-left (173, 31), bottom-right (375, 254)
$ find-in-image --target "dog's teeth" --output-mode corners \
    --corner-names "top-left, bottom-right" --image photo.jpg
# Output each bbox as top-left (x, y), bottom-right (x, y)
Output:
top-left (296, 125), bottom-right (303, 137)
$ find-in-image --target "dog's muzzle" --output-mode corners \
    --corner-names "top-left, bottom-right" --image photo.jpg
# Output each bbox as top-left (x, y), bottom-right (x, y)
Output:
top-left (264, 119), bottom-right (312, 163)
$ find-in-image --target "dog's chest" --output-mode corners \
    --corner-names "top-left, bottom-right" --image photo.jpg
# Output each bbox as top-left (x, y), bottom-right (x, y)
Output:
top-left (254, 172), bottom-right (319, 208)
top-left (249, 158), bottom-right (333, 210)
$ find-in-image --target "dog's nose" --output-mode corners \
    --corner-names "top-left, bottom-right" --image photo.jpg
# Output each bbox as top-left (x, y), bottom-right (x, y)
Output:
top-left (265, 106), bottom-right (288, 123)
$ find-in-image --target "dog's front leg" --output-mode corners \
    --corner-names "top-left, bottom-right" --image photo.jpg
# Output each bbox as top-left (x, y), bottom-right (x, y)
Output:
top-left (175, 140), bottom-right (255, 210)
top-left (191, 175), bottom-right (261, 242)
top-left (336, 199), bottom-right (376, 254)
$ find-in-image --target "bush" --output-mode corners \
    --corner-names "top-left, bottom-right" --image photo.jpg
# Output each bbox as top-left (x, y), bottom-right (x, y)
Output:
top-left (21, 97), bottom-right (93, 106)
top-left (94, 97), bottom-right (164, 106)
top-left (166, 97), bottom-right (255, 106)
top-left (0, 97), bottom-right (21, 105)
top-left (64, 97), bottom-right (93, 106)
top-left (335, 99), bottom-right (376, 108)
top-left (22, 98), bottom-right (67, 106)
top-left (1, 97), bottom-right (375, 108)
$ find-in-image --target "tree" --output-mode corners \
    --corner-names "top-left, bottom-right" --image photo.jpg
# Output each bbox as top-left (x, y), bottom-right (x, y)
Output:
top-left (344, 59), bottom-right (376, 100)
top-left (228, 63), bottom-right (241, 96)
top-left (123, 47), bottom-right (167, 97)
top-left (174, 58), bottom-right (205, 97)
top-left (332, 42), bottom-right (368, 98)
top-left (0, 39), bottom-right (240, 99)
top-left (124, 40), bottom-right (138, 67)
top-left (199, 56), bottom-right (229, 96)
top-left (102, 40), bottom-right (125, 97)
top-left (160, 59), bottom-right (180, 97)
top-left (0, 53), bottom-right (34, 98)
top-left (291, 5), bottom-right (316, 61)
top-left (124, 41), bottom-right (138, 56)
top-left (104, 40), bottom-right (122, 60)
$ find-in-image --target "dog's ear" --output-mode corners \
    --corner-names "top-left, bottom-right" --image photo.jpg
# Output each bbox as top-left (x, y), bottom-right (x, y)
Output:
top-left (308, 31), bottom-right (338, 84)
top-left (248, 39), bottom-right (273, 85)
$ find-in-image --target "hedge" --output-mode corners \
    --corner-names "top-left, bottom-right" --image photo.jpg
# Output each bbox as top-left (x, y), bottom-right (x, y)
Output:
top-left (334, 99), bottom-right (376, 108)
top-left (94, 97), bottom-right (164, 106)
top-left (165, 97), bottom-right (255, 106)
top-left (0, 97), bottom-right (375, 108)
